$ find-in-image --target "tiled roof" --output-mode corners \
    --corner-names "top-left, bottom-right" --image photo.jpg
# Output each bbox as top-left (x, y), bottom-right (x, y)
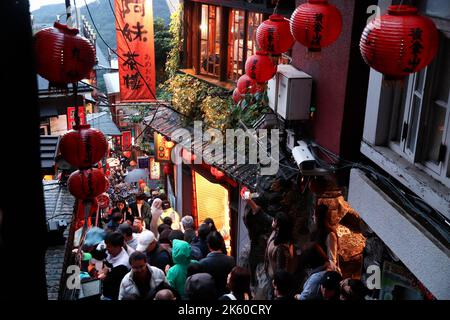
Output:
top-left (143, 105), bottom-right (298, 191)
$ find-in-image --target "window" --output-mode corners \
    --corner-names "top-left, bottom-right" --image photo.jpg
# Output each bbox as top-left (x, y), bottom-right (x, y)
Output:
top-left (388, 34), bottom-right (450, 183)
top-left (247, 12), bottom-right (263, 58)
top-left (200, 5), bottom-right (221, 77)
top-left (228, 9), bottom-right (245, 81)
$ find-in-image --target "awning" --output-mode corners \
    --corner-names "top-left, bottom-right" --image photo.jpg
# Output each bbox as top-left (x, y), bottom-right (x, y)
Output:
top-left (143, 105), bottom-right (297, 191)
top-left (87, 112), bottom-right (121, 136)
top-left (41, 135), bottom-right (60, 175)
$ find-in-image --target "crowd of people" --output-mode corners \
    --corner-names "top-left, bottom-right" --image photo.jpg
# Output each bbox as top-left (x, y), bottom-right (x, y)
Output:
top-left (73, 188), bottom-right (368, 300)
top-left (72, 152), bottom-right (369, 301)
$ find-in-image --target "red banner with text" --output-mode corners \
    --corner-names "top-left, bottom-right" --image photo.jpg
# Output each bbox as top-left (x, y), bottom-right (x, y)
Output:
top-left (115, 0), bottom-right (156, 102)
top-left (67, 106), bottom-right (86, 130)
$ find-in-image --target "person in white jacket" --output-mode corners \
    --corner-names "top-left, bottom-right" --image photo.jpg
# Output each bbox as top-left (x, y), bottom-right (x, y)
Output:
top-left (149, 198), bottom-right (163, 239)
top-left (118, 251), bottom-right (169, 300)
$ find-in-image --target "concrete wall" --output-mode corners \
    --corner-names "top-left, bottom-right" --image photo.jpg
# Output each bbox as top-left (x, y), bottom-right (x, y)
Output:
top-left (348, 168), bottom-right (450, 300)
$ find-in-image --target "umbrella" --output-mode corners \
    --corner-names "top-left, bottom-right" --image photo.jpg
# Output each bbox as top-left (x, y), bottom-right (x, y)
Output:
top-left (107, 158), bottom-right (120, 167)
top-left (124, 168), bottom-right (149, 183)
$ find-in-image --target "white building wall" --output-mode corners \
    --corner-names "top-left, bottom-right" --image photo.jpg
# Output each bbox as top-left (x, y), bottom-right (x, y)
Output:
top-left (348, 168), bottom-right (450, 300)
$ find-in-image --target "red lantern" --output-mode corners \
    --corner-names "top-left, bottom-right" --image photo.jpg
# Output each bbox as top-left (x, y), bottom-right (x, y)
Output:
top-left (237, 74), bottom-right (263, 94)
top-left (68, 168), bottom-right (108, 200)
top-left (257, 14), bottom-right (295, 55)
top-left (232, 88), bottom-right (244, 104)
top-left (163, 163), bottom-right (172, 175)
top-left (245, 51), bottom-right (277, 83)
top-left (123, 151), bottom-right (131, 158)
top-left (96, 193), bottom-right (110, 210)
top-left (211, 167), bottom-right (225, 179)
top-left (59, 124), bottom-right (107, 169)
top-left (290, 0), bottom-right (343, 52)
top-left (34, 22), bottom-right (96, 85)
top-left (360, 5), bottom-right (439, 80)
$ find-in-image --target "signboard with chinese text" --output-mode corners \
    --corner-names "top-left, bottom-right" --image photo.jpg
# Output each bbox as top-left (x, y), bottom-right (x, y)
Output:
top-left (115, 0), bottom-right (156, 101)
top-left (149, 157), bottom-right (160, 180)
top-left (154, 132), bottom-right (171, 162)
top-left (122, 131), bottom-right (132, 150)
top-left (67, 106), bottom-right (86, 130)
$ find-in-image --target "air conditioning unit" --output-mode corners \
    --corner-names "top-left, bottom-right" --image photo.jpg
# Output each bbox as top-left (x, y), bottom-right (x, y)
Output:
top-left (267, 64), bottom-right (312, 121)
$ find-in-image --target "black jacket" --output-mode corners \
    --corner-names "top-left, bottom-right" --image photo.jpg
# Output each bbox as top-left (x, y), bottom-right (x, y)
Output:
top-left (199, 252), bottom-right (235, 297)
top-left (129, 201), bottom-right (152, 229)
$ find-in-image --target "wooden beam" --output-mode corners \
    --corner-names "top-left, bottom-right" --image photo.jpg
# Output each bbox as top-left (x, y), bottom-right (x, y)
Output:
top-left (219, 7), bottom-right (230, 82)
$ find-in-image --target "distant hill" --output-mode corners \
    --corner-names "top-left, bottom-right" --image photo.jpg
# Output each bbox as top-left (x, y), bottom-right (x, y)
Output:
top-left (31, 0), bottom-right (171, 58)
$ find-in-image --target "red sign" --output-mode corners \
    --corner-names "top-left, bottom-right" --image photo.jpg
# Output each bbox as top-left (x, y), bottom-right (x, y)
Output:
top-left (122, 131), bottom-right (132, 150)
top-left (154, 133), bottom-right (171, 162)
top-left (67, 106), bottom-right (86, 130)
top-left (115, 0), bottom-right (156, 102)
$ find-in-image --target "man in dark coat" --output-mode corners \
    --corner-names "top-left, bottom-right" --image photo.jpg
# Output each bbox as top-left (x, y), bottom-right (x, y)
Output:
top-left (129, 192), bottom-right (152, 230)
top-left (199, 231), bottom-right (235, 297)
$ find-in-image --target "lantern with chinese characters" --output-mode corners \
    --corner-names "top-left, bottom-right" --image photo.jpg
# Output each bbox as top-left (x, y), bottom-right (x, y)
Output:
top-left (237, 74), bottom-right (263, 94)
top-left (290, 0), bottom-right (343, 52)
top-left (232, 88), bottom-right (244, 104)
top-left (211, 167), bottom-right (225, 179)
top-left (360, 5), bottom-right (439, 80)
top-left (245, 51), bottom-right (277, 83)
top-left (257, 14), bottom-right (295, 55)
top-left (68, 168), bottom-right (108, 200)
top-left (59, 124), bottom-right (108, 169)
top-left (34, 22), bottom-right (96, 85)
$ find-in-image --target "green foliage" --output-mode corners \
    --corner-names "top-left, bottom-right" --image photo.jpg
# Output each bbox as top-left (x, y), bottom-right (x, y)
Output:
top-left (165, 4), bottom-right (183, 78)
top-left (154, 17), bottom-right (173, 83)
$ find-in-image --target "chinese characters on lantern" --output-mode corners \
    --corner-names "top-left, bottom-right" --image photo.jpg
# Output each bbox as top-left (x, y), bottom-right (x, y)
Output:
top-left (311, 13), bottom-right (324, 48)
top-left (404, 28), bottom-right (424, 73)
top-left (115, 0), bottom-right (156, 101)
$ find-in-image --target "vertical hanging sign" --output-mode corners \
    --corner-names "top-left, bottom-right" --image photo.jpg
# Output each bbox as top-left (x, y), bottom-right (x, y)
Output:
top-left (115, 0), bottom-right (156, 101)
top-left (122, 131), bottom-right (132, 150)
top-left (67, 106), bottom-right (86, 130)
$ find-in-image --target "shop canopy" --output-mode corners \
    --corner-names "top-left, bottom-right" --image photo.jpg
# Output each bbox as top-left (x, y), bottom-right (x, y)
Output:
top-left (143, 105), bottom-right (297, 191)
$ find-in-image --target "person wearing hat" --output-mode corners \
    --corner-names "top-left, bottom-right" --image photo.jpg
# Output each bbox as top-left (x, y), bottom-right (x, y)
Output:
top-left (129, 192), bottom-right (152, 230)
top-left (136, 230), bottom-right (172, 272)
top-left (185, 273), bottom-right (217, 300)
top-left (295, 269), bottom-right (342, 300)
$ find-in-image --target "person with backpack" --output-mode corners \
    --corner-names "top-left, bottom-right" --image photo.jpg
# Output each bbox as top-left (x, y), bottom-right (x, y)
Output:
top-left (136, 230), bottom-right (172, 272)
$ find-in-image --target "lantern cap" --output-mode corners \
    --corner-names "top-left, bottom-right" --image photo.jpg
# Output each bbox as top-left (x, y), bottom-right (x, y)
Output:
top-left (73, 124), bottom-right (91, 130)
top-left (54, 21), bottom-right (80, 35)
top-left (388, 5), bottom-right (418, 16)
top-left (269, 14), bottom-right (287, 21)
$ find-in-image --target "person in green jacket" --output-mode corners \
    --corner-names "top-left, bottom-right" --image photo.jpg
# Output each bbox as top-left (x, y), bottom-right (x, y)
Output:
top-left (166, 239), bottom-right (197, 299)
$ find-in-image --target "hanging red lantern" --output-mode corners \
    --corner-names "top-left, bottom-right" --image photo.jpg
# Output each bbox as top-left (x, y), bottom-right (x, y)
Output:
top-left (75, 199), bottom-right (98, 230)
top-left (232, 88), bottom-right (244, 104)
top-left (163, 163), bottom-right (172, 175)
top-left (96, 193), bottom-right (110, 210)
top-left (257, 14), bottom-right (295, 55)
top-left (123, 151), bottom-right (131, 158)
top-left (59, 124), bottom-right (107, 169)
top-left (245, 51), bottom-right (277, 83)
top-left (105, 169), bottom-right (111, 177)
top-left (34, 22), bottom-right (96, 85)
top-left (237, 74), bottom-right (263, 94)
top-left (290, 0), bottom-right (343, 52)
top-left (211, 167), bottom-right (225, 179)
top-left (68, 168), bottom-right (108, 200)
top-left (360, 5), bottom-right (439, 80)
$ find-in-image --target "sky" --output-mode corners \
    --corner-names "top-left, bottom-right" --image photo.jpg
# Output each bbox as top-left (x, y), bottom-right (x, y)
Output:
top-left (29, 0), bottom-right (97, 12)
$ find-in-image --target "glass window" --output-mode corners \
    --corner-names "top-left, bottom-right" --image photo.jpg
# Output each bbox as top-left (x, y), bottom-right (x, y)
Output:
top-left (247, 12), bottom-right (263, 58)
top-left (228, 9), bottom-right (245, 81)
top-left (200, 5), bottom-right (221, 77)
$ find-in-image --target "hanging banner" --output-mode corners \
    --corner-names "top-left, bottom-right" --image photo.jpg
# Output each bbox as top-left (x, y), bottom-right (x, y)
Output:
top-left (154, 132), bottom-right (171, 162)
top-left (67, 106), bottom-right (86, 130)
top-left (115, 0), bottom-right (156, 101)
top-left (149, 157), bottom-right (161, 180)
top-left (122, 131), bottom-right (132, 150)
